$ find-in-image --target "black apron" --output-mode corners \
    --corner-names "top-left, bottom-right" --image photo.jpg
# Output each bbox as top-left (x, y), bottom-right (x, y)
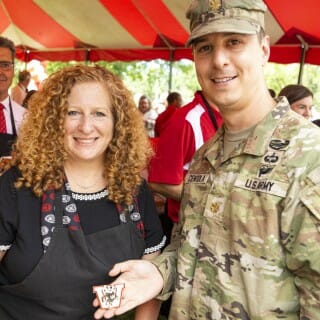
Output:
top-left (0, 98), bottom-right (17, 157)
top-left (0, 192), bottom-right (145, 319)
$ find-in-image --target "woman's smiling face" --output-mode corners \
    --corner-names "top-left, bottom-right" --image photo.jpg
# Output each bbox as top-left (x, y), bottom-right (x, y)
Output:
top-left (63, 81), bottom-right (114, 164)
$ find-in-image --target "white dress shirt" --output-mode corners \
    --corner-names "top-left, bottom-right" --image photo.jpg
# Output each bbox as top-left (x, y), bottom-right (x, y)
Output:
top-left (1, 96), bottom-right (27, 134)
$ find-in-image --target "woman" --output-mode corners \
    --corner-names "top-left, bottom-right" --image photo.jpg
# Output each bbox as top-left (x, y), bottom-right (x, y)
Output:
top-left (0, 65), bottom-right (166, 319)
top-left (278, 84), bottom-right (314, 120)
top-left (138, 95), bottom-right (157, 138)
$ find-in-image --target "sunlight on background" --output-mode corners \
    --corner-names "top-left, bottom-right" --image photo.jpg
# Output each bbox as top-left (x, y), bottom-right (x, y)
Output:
top-left (12, 59), bottom-right (320, 120)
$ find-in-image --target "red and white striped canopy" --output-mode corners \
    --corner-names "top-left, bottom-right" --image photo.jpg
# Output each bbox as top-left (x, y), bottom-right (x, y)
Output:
top-left (0, 0), bottom-right (319, 64)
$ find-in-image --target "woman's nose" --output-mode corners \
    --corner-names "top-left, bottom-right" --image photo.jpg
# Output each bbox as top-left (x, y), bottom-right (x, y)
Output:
top-left (78, 115), bottom-right (94, 132)
top-left (305, 107), bottom-right (312, 119)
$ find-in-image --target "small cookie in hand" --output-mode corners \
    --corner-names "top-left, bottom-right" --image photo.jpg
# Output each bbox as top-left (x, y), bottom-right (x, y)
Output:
top-left (93, 283), bottom-right (125, 309)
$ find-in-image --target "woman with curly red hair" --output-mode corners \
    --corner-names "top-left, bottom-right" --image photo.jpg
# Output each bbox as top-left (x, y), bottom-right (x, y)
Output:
top-left (0, 65), bottom-right (165, 319)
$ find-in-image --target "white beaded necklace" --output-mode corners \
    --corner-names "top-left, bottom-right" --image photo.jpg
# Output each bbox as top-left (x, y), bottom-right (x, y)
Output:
top-left (71, 189), bottom-right (109, 201)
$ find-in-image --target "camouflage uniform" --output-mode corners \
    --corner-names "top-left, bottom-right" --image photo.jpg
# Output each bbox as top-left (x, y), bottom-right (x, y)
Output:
top-left (153, 98), bottom-right (320, 319)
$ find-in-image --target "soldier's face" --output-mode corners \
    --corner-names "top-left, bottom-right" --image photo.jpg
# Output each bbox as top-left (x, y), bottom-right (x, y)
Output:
top-left (193, 32), bottom-right (270, 113)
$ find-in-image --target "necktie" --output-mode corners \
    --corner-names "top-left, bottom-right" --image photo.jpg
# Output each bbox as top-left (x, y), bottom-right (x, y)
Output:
top-left (0, 103), bottom-right (7, 133)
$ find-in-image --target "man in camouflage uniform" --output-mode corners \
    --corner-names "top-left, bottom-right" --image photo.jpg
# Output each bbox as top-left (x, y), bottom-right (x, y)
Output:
top-left (94, 1), bottom-right (320, 319)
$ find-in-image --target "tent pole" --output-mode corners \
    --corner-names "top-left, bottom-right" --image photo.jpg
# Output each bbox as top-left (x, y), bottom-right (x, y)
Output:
top-left (168, 51), bottom-right (174, 93)
top-left (85, 49), bottom-right (91, 65)
top-left (296, 35), bottom-right (309, 84)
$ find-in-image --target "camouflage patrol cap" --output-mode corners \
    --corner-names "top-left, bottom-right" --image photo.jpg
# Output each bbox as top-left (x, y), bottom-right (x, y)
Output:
top-left (186, 0), bottom-right (267, 46)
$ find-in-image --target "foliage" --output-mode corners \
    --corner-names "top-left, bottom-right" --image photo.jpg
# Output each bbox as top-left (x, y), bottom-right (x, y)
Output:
top-left (13, 59), bottom-right (320, 113)
top-left (95, 60), bottom-right (199, 105)
top-left (45, 60), bottom-right (80, 74)
top-left (264, 63), bottom-right (320, 114)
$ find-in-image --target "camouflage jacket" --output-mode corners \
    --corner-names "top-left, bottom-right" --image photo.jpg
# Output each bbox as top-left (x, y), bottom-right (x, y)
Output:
top-left (153, 98), bottom-right (320, 319)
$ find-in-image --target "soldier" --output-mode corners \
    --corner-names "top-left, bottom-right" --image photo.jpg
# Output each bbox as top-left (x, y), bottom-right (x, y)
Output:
top-left (94, 1), bottom-right (320, 319)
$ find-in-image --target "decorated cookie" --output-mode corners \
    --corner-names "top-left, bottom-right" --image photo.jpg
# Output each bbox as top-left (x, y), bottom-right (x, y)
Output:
top-left (93, 283), bottom-right (125, 309)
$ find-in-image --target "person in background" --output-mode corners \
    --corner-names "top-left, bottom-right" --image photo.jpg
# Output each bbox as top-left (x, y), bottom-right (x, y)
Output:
top-left (154, 92), bottom-right (183, 137)
top-left (268, 88), bottom-right (276, 98)
top-left (0, 36), bottom-right (27, 158)
top-left (21, 89), bottom-right (37, 108)
top-left (11, 70), bottom-right (31, 105)
top-left (94, 1), bottom-right (320, 319)
top-left (278, 84), bottom-right (314, 120)
top-left (0, 65), bottom-right (165, 319)
top-left (148, 90), bottom-right (222, 244)
top-left (149, 89), bottom-right (222, 318)
top-left (312, 119), bottom-right (320, 127)
top-left (138, 95), bottom-right (158, 137)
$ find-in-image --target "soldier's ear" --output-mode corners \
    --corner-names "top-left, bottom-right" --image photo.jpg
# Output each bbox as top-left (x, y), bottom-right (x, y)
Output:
top-left (261, 35), bottom-right (270, 66)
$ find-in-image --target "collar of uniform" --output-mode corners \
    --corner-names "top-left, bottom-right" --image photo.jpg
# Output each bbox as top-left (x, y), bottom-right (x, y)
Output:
top-left (204, 97), bottom-right (291, 166)
top-left (203, 126), bottom-right (225, 169)
top-left (242, 97), bottom-right (290, 156)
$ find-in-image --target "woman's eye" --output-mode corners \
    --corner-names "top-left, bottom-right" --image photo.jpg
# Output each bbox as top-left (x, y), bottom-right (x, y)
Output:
top-left (67, 110), bottom-right (79, 116)
top-left (95, 111), bottom-right (106, 117)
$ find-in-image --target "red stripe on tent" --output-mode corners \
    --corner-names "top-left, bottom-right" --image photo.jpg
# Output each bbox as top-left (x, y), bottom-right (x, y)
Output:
top-left (99, 0), bottom-right (157, 46)
top-left (2, 0), bottom-right (81, 48)
top-left (99, 0), bottom-right (188, 47)
top-left (135, 0), bottom-right (189, 45)
top-left (90, 48), bottom-right (192, 62)
top-left (16, 48), bottom-right (193, 63)
top-left (265, 0), bottom-right (320, 38)
top-left (16, 49), bottom-right (89, 63)
top-left (269, 46), bottom-right (320, 65)
top-left (14, 45), bottom-right (320, 66)
top-left (0, 3), bottom-right (10, 33)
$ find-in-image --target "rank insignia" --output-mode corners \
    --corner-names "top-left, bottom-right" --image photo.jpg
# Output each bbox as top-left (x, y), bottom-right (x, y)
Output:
top-left (209, 0), bottom-right (224, 13)
top-left (211, 202), bottom-right (220, 213)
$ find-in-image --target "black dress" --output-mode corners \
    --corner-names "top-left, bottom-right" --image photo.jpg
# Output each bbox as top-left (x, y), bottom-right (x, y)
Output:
top-left (0, 167), bottom-right (165, 319)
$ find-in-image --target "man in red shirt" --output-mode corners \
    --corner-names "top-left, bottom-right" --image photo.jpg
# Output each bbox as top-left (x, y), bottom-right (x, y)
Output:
top-left (148, 90), bottom-right (222, 240)
top-left (154, 92), bottom-right (182, 137)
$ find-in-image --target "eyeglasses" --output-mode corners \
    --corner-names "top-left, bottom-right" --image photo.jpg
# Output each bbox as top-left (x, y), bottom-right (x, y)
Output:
top-left (0, 61), bottom-right (14, 71)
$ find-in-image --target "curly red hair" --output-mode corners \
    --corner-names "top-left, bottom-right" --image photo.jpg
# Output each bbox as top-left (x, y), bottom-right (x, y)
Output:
top-left (12, 65), bottom-right (153, 205)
